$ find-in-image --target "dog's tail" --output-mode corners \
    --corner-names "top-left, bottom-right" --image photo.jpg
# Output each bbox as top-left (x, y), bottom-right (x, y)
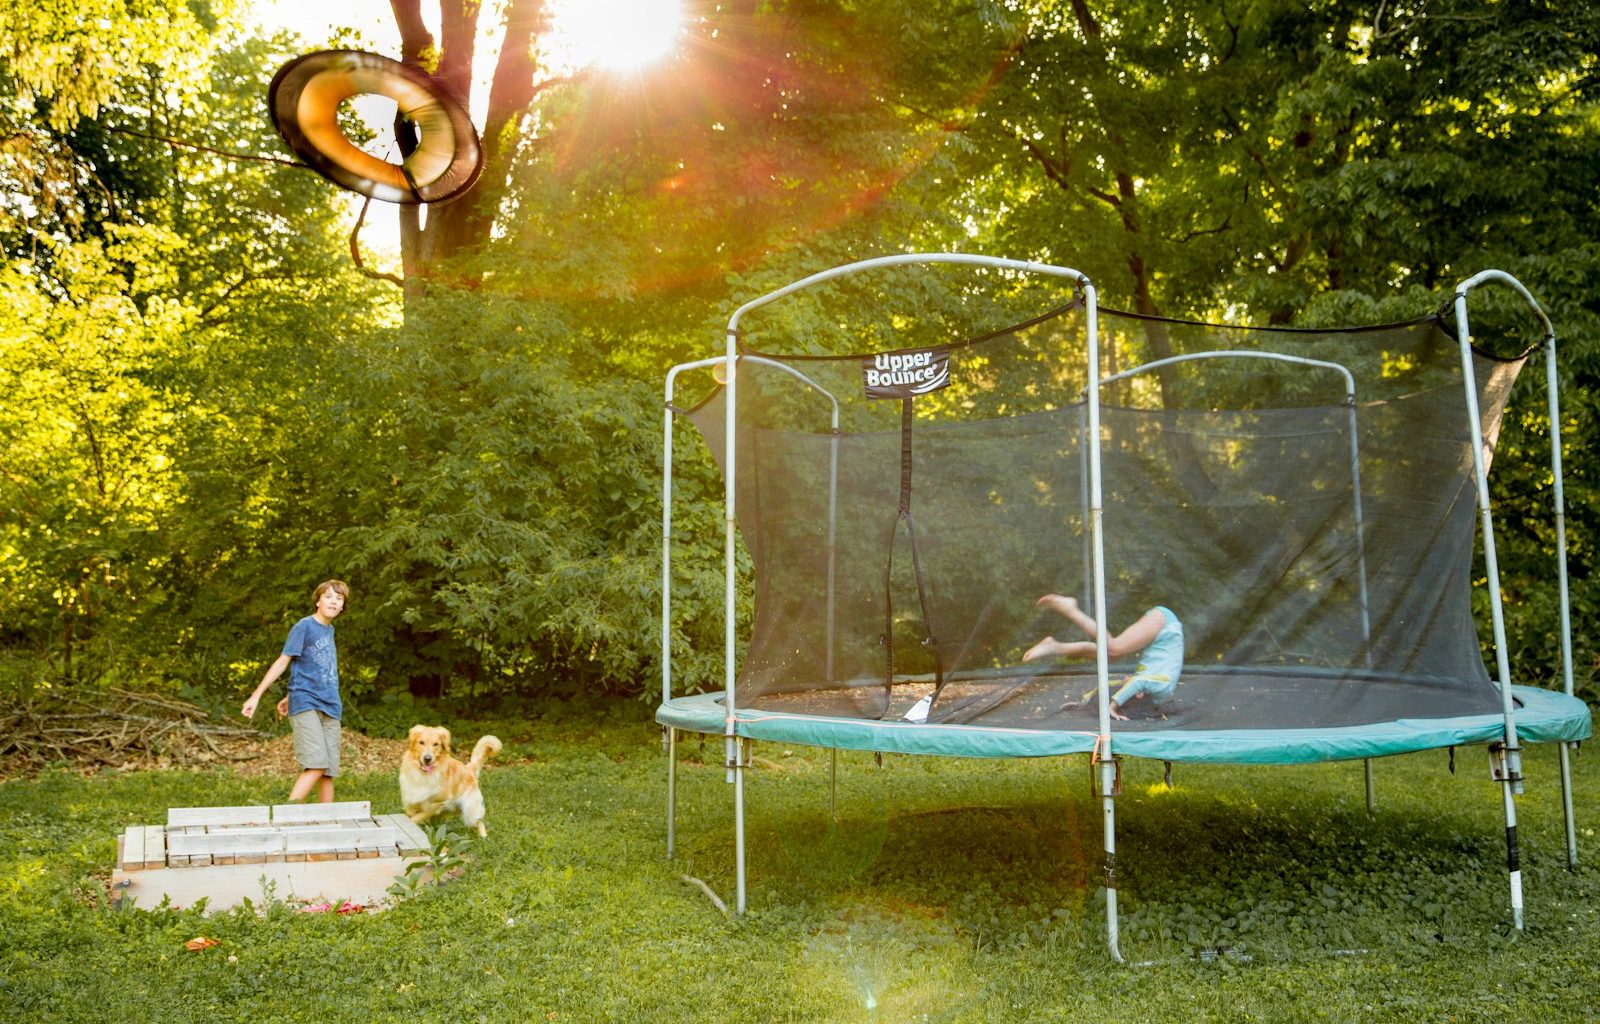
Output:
top-left (469, 735), bottom-right (502, 771)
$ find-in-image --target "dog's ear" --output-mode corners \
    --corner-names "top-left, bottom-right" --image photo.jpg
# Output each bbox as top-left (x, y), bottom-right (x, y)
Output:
top-left (439, 727), bottom-right (451, 753)
top-left (408, 724), bottom-right (425, 740)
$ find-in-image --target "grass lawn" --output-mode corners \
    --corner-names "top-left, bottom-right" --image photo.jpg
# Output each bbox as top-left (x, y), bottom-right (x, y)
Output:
top-left (2, 700), bottom-right (1597, 1023)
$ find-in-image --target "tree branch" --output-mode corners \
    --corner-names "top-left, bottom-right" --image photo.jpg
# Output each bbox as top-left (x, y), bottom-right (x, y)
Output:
top-left (1171, 215), bottom-right (1232, 244)
top-left (104, 125), bottom-right (307, 169)
top-left (1220, 105), bottom-right (1283, 193)
top-left (194, 268), bottom-right (310, 327)
top-left (350, 193), bottom-right (405, 288)
top-left (1017, 133), bottom-right (1073, 191)
top-left (1069, 0), bottom-right (1103, 39)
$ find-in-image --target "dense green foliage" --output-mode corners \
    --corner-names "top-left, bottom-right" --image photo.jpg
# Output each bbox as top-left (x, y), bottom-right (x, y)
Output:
top-left (1, 712), bottom-right (1597, 1021)
top-left (0, 1), bottom-right (1596, 702)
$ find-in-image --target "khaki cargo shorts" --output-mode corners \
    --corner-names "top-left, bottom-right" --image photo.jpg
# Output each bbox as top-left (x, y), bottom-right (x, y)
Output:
top-left (289, 709), bottom-right (341, 776)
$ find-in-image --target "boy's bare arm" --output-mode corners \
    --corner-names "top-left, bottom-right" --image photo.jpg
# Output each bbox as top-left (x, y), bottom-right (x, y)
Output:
top-left (242, 654), bottom-right (293, 718)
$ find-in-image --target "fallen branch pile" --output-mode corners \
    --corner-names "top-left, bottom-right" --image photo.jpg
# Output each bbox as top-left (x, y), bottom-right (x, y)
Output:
top-left (0, 686), bottom-right (264, 777)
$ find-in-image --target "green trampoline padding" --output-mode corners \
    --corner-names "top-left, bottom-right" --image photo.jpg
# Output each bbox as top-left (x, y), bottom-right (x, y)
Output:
top-left (657, 685), bottom-right (1590, 765)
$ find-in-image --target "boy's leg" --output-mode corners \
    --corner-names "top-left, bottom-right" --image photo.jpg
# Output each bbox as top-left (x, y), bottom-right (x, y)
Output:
top-left (317, 714), bottom-right (340, 803)
top-left (1024, 636), bottom-right (1097, 662)
top-left (288, 709), bottom-right (338, 801)
top-left (1037, 594), bottom-right (1100, 639)
top-left (288, 768), bottom-right (325, 802)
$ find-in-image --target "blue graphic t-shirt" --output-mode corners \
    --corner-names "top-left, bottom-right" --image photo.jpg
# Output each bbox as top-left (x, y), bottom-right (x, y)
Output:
top-left (282, 616), bottom-right (341, 719)
top-left (1134, 605), bottom-right (1184, 685)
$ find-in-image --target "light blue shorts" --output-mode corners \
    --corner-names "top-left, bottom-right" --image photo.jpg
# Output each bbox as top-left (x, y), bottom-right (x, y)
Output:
top-left (1112, 672), bottom-right (1177, 708)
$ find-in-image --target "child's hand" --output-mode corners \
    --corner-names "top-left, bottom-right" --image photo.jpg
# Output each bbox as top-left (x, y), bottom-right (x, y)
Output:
top-left (276, 697), bottom-right (289, 718)
top-left (241, 697), bottom-right (258, 718)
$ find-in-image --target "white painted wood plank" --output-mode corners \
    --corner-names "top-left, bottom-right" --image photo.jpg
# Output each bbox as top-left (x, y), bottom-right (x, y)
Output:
top-left (168, 828), bottom-right (284, 857)
top-left (281, 826), bottom-right (398, 854)
top-left (142, 825), bottom-right (166, 868)
top-left (167, 805), bottom-right (270, 828)
top-left (374, 813), bottom-right (430, 854)
top-left (120, 827), bottom-right (143, 871)
top-left (271, 801), bottom-right (371, 824)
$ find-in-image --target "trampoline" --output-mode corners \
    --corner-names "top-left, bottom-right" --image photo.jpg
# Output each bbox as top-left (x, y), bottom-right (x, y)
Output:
top-left (657, 254), bottom-right (1591, 958)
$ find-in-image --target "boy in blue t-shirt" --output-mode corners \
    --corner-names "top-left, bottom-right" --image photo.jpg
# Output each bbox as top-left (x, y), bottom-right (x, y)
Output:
top-left (242, 580), bottom-right (350, 802)
top-left (1023, 594), bottom-right (1184, 720)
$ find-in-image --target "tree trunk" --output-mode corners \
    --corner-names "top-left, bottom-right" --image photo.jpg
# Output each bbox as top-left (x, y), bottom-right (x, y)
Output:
top-left (388, 0), bottom-right (549, 288)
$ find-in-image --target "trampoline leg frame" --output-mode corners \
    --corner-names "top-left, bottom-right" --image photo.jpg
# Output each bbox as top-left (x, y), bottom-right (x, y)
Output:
top-left (1364, 759), bottom-right (1375, 815)
top-left (1490, 741), bottom-right (1526, 931)
top-left (1559, 742), bottom-right (1578, 869)
top-left (1091, 748), bottom-right (1125, 963)
top-left (1099, 756), bottom-right (1123, 963)
top-left (1501, 778), bottom-right (1524, 932)
top-left (665, 727), bottom-right (677, 859)
top-left (830, 748), bottom-right (839, 822)
top-left (733, 736), bottom-right (748, 915)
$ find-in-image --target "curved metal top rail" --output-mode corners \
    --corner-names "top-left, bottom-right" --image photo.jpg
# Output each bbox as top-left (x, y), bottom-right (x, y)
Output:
top-left (1454, 270), bottom-right (1554, 340)
top-left (666, 354), bottom-right (841, 422)
top-left (1090, 350), bottom-right (1357, 402)
top-left (726, 253), bottom-right (1092, 336)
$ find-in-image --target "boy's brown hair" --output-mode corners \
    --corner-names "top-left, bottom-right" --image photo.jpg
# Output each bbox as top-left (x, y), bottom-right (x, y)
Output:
top-left (312, 579), bottom-right (350, 607)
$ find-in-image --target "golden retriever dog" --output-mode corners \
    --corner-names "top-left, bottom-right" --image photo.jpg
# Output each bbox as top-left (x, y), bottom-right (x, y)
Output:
top-left (400, 725), bottom-right (502, 837)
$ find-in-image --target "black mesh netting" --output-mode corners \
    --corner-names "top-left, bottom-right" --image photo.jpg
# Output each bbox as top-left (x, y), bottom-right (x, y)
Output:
top-left (683, 304), bottom-right (1525, 733)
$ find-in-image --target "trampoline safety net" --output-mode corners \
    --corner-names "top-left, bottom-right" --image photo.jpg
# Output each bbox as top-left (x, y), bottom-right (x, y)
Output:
top-left (683, 304), bottom-right (1525, 735)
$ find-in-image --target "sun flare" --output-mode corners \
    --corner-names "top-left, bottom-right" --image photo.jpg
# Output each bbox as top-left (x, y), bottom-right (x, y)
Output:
top-left (547, 0), bottom-right (684, 72)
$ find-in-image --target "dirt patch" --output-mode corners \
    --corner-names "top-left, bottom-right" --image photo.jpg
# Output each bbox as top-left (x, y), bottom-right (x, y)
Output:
top-left (231, 730), bottom-right (407, 778)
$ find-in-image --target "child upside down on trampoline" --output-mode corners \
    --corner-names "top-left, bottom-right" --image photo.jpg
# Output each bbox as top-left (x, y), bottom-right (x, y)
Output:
top-left (1024, 596), bottom-right (1184, 720)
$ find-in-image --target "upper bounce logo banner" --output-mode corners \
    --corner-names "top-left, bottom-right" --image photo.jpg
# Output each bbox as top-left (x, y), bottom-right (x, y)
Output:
top-left (863, 346), bottom-right (952, 399)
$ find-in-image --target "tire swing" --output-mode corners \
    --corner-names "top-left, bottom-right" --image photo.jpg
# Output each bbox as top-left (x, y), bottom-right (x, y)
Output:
top-left (268, 50), bottom-right (482, 204)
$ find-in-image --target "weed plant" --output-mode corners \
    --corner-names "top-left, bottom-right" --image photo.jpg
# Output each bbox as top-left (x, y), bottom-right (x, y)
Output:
top-left (0, 706), bottom-right (1596, 1022)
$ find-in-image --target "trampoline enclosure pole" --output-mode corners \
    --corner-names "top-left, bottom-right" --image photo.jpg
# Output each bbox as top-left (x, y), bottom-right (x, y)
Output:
top-left (664, 358), bottom-right (724, 858)
top-left (1453, 284), bottom-right (1524, 930)
top-left (1078, 403), bottom-right (1091, 607)
top-left (1544, 334), bottom-right (1579, 869)
top-left (1081, 281), bottom-right (1124, 963)
top-left (724, 329), bottom-right (745, 914)
top-left (663, 376), bottom-right (677, 858)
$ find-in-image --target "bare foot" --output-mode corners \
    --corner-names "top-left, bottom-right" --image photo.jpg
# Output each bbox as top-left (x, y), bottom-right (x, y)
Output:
top-left (1036, 594), bottom-right (1079, 617)
top-left (1024, 636), bottom-right (1064, 662)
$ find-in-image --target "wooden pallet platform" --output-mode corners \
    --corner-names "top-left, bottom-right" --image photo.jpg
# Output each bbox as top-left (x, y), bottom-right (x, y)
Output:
top-left (111, 804), bottom-right (436, 913)
top-left (118, 803), bottom-right (430, 872)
